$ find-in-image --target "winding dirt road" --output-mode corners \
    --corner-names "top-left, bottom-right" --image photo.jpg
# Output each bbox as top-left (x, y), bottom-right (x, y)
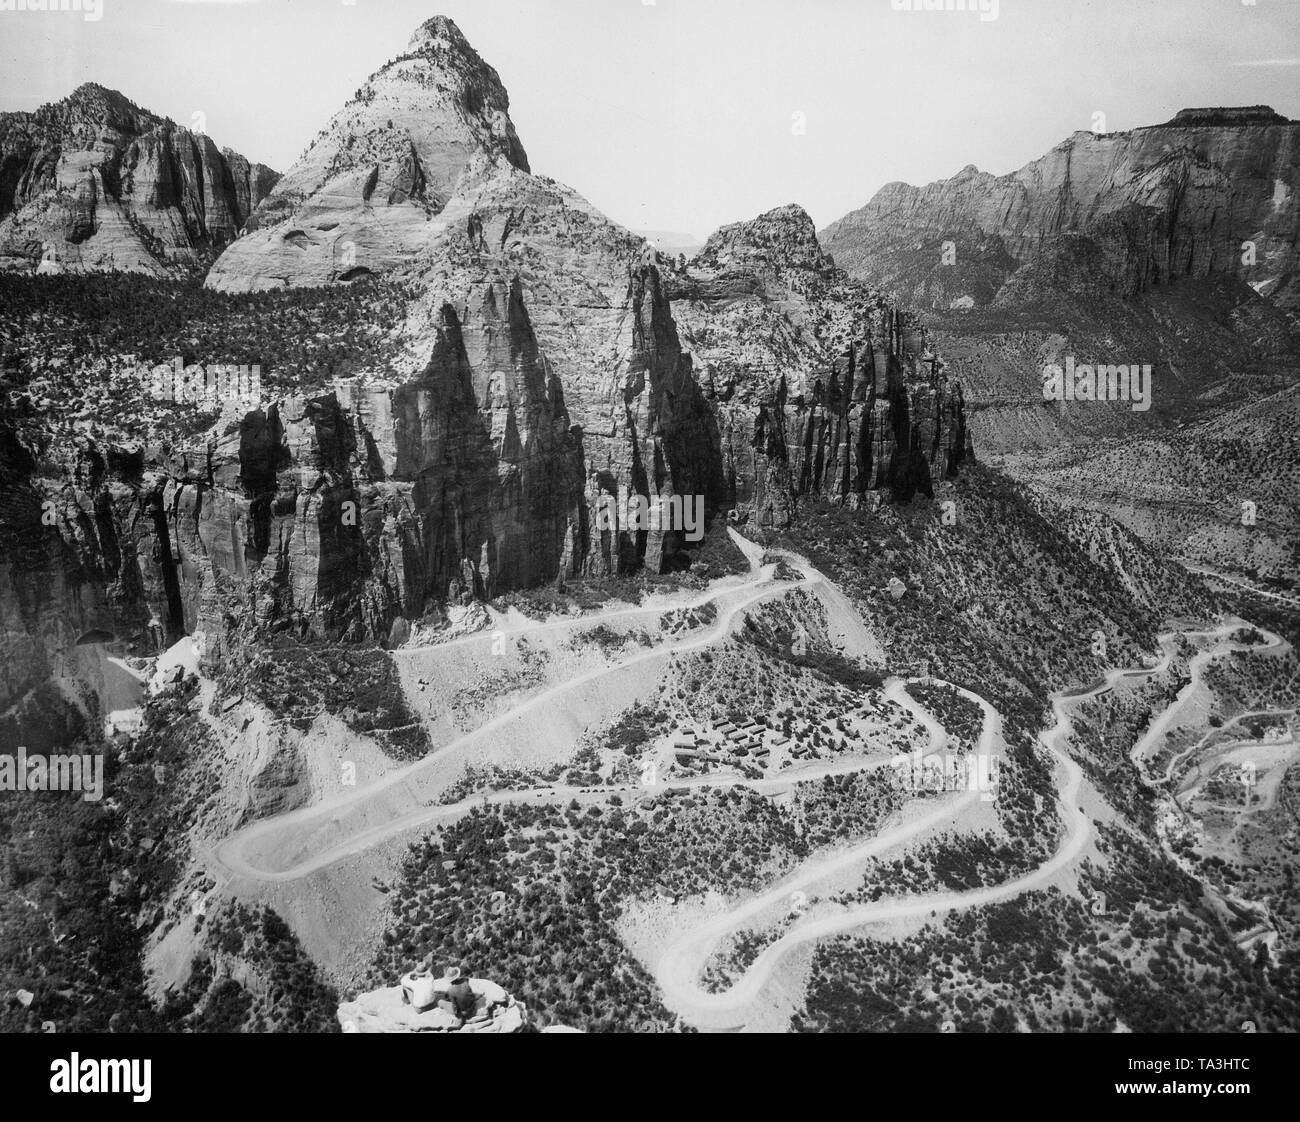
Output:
top-left (205, 527), bottom-right (1288, 1029)
top-left (654, 674), bottom-right (1089, 1027)
top-left (212, 533), bottom-right (830, 882)
top-left (651, 621), bottom-right (1288, 1027)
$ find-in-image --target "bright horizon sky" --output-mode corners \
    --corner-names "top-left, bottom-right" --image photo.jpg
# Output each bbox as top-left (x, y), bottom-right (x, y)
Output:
top-left (1, 0), bottom-right (1297, 239)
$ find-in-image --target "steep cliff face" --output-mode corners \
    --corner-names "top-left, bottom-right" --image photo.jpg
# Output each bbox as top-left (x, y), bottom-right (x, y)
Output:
top-left (819, 106), bottom-right (1298, 584)
top-left (0, 84), bottom-right (278, 275)
top-left (822, 106), bottom-right (1300, 310)
top-left (388, 165), bottom-right (734, 580)
top-left (820, 105), bottom-right (1300, 458)
top-left (0, 280), bottom-right (584, 666)
top-left (0, 257), bottom-right (729, 688)
top-left (668, 204), bottom-right (971, 527)
top-left (0, 17), bottom-right (972, 752)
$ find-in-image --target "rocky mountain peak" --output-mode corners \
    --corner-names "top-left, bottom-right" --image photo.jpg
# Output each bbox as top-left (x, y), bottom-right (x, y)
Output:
top-left (695, 203), bottom-right (833, 274)
top-left (347, 14), bottom-right (527, 172)
top-left (62, 82), bottom-right (139, 118)
top-left (406, 14), bottom-right (472, 54)
top-left (206, 15), bottom-right (529, 290)
top-left (3, 82), bottom-right (155, 152)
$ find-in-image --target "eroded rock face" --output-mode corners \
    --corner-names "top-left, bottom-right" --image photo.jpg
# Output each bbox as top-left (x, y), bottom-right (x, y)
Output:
top-left (0, 18), bottom-right (972, 748)
top-left (669, 205), bottom-right (972, 527)
top-left (206, 15), bottom-right (529, 291)
top-left (6, 322), bottom-right (581, 663)
top-left (338, 980), bottom-right (528, 1033)
top-left (0, 84), bottom-right (277, 275)
top-left (203, 17), bottom-right (969, 553)
top-left (205, 8), bottom-right (735, 578)
top-left (0, 259), bottom-right (720, 687)
top-left (822, 107), bottom-right (1300, 310)
top-left (203, 10), bottom-right (732, 584)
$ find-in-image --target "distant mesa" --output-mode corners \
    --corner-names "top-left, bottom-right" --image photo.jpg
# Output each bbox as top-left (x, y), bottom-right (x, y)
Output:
top-left (1154, 105), bottom-right (1294, 128)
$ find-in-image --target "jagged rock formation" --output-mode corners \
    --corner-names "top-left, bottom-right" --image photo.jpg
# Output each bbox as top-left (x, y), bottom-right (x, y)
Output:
top-left (209, 15), bottom-right (735, 590)
top-left (0, 16), bottom-right (972, 748)
top-left (0, 294), bottom-right (583, 672)
top-left (206, 16), bottom-right (528, 290)
top-left (0, 84), bottom-right (277, 275)
top-left (819, 106), bottom-right (1299, 581)
top-left (668, 204), bottom-right (971, 526)
top-left (822, 106), bottom-right (1300, 309)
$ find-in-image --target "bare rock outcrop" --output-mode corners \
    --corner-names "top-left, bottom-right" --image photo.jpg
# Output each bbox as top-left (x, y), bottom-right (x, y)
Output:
top-left (338, 978), bottom-right (528, 1033)
top-left (206, 15), bottom-right (528, 291)
top-left (0, 16), bottom-right (973, 750)
top-left (669, 204), bottom-right (971, 527)
top-left (0, 83), bottom-right (277, 275)
top-left (821, 106), bottom-right (1300, 310)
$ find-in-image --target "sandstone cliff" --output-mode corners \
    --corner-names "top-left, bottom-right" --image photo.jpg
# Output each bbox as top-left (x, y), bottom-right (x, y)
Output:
top-left (0, 16), bottom-right (972, 755)
top-left (206, 16), bottom-right (528, 291)
top-left (0, 83), bottom-right (278, 275)
top-left (669, 204), bottom-right (972, 527)
top-left (822, 106), bottom-right (1300, 311)
top-left (819, 106), bottom-right (1299, 583)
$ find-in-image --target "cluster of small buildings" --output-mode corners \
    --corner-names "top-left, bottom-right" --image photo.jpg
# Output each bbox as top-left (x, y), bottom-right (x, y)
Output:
top-left (671, 716), bottom-right (796, 778)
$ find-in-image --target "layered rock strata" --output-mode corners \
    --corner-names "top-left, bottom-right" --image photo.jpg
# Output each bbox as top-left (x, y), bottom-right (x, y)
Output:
top-left (0, 83), bottom-right (277, 274)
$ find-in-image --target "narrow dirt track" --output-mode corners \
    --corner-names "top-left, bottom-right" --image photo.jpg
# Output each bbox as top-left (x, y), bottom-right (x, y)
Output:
top-left (652, 621), bottom-right (1287, 1028)
top-left (213, 533), bottom-right (815, 881)
top-left (205, 528), bottom-right (1287, 1029)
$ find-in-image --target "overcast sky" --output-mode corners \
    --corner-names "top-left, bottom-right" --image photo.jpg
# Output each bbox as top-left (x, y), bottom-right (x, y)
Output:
top-left (2, 0), bottom-right (1297, 239)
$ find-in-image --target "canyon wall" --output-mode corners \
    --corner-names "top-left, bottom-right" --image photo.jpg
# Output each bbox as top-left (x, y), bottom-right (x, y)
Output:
top-left (0, 83), bottom-right (277, 275)
top-left (822, 107), bottom-right (1300, 310)
top-left (0, 17), bottom-right (972, 752)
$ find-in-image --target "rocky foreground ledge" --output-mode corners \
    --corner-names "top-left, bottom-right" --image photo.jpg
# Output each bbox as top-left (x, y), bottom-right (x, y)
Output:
top-left (338, 979), bottom-right (527, 1033)
top-left (335, 973), bottom-right (594, 1033)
